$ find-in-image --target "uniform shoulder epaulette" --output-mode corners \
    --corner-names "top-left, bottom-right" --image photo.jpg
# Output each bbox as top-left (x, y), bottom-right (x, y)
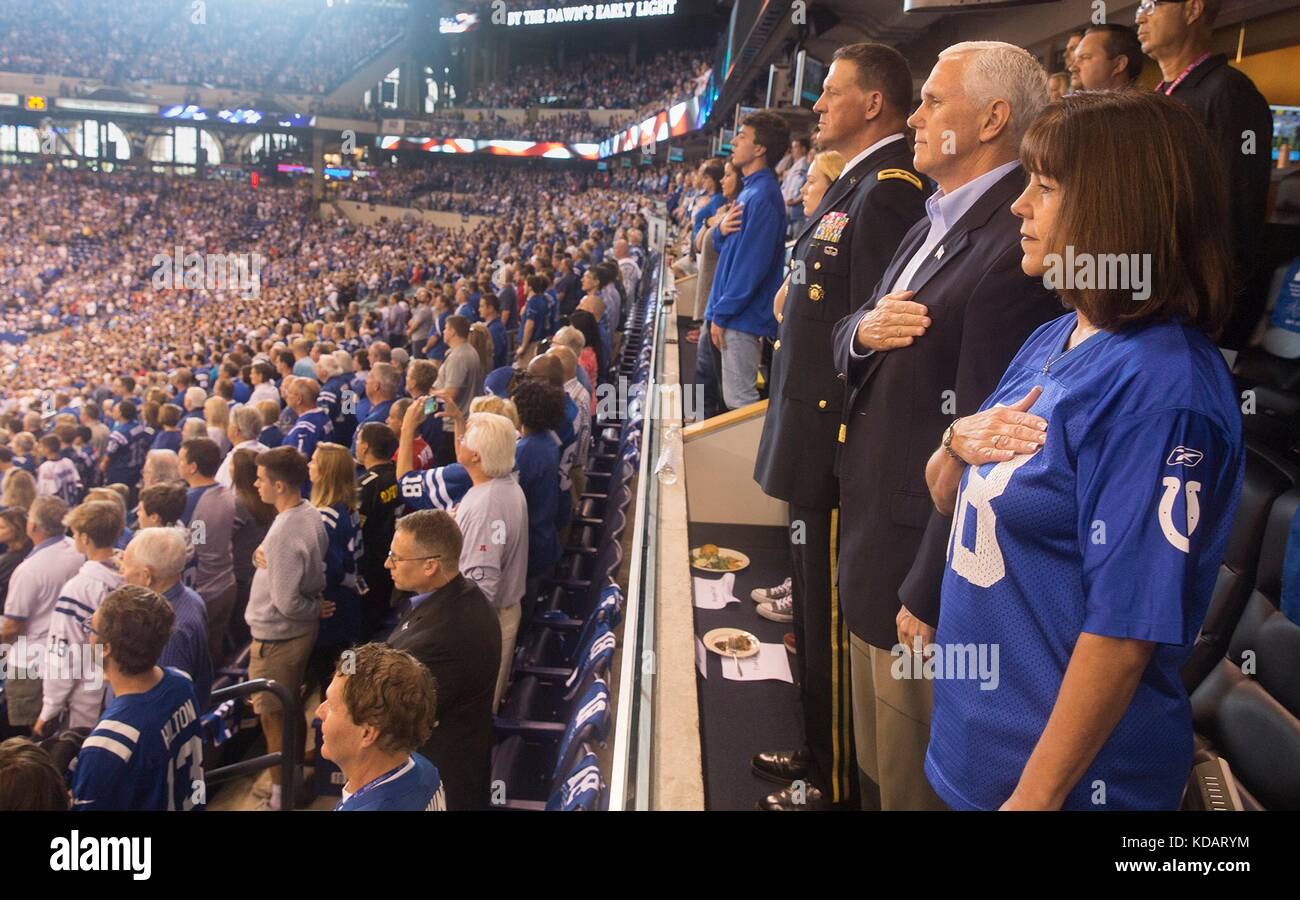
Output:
top-left (877, 168), bottom-right (923, 191)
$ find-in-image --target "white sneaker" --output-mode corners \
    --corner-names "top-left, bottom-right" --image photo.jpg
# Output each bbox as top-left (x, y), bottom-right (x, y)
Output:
top-left (758, 595), bottom-right (794, 624)
top-left (751, 577), bottom-right (792, 604)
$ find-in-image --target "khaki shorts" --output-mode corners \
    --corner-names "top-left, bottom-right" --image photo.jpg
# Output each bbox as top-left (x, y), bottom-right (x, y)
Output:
top-left (248, 625), bottom-right (317, 716)
top-left (4, 670), bottom-right (42, 726)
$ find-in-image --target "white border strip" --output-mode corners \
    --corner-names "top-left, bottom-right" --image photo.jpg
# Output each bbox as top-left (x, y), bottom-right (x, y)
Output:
top-left (607, 223), bottom-right (666, 810)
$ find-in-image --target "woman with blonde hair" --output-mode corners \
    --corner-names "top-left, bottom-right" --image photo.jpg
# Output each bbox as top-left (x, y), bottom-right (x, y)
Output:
top-left (1, 469), bottom-right (37, 511)
top-left (203, 395), bottom-right (232, 454)
top-left (468, 322), bottom-right (493, 374)
top-left (306, 442), bottom-right (363, 694)
top-left (772, 151), bottom-right (846, 320)
top-left (469, 394), bottom-right (520, 430)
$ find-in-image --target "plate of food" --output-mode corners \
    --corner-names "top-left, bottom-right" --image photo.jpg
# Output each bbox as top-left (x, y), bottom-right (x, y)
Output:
top-left (702, 627), bottom-right (761, 659)
top-left (690, 544), bottom-right (750, 573)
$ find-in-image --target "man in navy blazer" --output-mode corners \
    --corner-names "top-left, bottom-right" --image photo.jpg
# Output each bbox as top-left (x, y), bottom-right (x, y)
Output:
top-left (830, 42), bottom-right (1062, 810)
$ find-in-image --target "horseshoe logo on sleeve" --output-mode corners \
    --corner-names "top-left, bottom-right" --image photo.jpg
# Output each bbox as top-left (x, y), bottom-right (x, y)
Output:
top-left (1159, 476), bottom-right (1201, 553)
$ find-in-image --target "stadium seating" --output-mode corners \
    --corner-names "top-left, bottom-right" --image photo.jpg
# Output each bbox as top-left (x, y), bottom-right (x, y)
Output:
top-left (1190, 484), bottom-right (1300, 809)
top-left (1182, 445), bottom-right (1300, 689)
top-left (483, 248), bottom-right (662, 809)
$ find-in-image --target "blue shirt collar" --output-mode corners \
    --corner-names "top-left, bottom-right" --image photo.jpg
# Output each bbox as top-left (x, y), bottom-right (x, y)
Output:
top-left (31, 536), bottom-right (66, 554)
top-left (409, 590), bottom-right (434, 611)
top-left (924, 159), bottom-right (1021, 234)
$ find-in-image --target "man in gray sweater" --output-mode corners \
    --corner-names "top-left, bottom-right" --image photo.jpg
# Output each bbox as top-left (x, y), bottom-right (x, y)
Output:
top-left (246, 445), bottom-right (327, 810)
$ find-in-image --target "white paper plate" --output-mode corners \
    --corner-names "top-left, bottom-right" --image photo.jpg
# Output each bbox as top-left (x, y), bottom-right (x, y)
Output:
top-left (690, 546), bottom-right (751, 573)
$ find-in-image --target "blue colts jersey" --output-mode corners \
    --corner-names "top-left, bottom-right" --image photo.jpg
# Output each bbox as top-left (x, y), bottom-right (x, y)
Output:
top-left (399, 464), bottom-right (472, 512)
top-left (335, 753), bottom-right (446, 811)
top-left (104, 421), bottom-right (153, 484)
top-left (284, 407), bottom-right (334, 460)
top-left (926, 314), bottom-right (1244, 811)
top-left (72, 668), bottom-right (206, 811)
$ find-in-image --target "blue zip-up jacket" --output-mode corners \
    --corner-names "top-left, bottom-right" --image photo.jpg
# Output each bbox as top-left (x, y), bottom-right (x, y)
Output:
top-left (704, 167), bottom-right (786, 339)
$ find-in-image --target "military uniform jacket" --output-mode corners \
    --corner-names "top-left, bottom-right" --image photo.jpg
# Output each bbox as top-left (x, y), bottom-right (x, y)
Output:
top-left (754, 136), bottom-right (928, 508)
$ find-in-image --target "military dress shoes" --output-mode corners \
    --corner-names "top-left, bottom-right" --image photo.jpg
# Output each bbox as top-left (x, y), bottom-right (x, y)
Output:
top-left (751, 748), bottom-right (810, 785)
top-left (757, 784), bottom-right (829, 811)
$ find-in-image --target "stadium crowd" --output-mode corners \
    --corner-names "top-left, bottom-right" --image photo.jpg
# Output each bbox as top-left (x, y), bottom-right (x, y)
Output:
top-left (336, 162), bottom-right (622, 216)
top-left (375, 111), bottom-right (602, 144)
top-left (463, 48), bottom-right (711, 111)
top-left (0, 0), bottom-right (405, 94)
top-left (1, 0), bottom-right (1289, 819)
top-left (0, 154), bottom-right (652, 810)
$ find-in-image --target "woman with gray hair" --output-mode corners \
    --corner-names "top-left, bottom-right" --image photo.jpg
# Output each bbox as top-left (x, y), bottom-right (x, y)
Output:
top-left (142, 449), bottom-right (182, 488)
top-left (216, 405), bottom-right (269, 488)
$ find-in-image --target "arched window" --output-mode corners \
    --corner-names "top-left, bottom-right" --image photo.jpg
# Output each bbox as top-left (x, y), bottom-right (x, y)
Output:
top-left (150, 126), bottom-right (223, 164)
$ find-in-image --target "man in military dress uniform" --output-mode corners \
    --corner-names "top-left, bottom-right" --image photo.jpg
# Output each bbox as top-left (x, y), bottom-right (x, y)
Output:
top-left (752, 42), bottom-right (929, 811)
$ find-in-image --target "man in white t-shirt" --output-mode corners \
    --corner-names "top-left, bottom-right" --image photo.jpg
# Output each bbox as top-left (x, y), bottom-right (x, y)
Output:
top-left (0, 496), bottom-right (85, 728)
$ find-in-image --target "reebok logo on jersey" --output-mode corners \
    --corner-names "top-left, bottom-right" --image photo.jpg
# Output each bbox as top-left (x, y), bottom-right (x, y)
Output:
top-left (1165, 446), bottom-right (1203, 467)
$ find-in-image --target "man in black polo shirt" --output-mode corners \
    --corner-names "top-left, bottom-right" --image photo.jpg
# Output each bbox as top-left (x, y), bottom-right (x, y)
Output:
top-left (1138, 0), bottom-right (1272, 348)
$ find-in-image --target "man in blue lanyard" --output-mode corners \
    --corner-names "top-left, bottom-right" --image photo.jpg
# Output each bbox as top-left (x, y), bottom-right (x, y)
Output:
top-left (318, 643), bottom-right (446, 811)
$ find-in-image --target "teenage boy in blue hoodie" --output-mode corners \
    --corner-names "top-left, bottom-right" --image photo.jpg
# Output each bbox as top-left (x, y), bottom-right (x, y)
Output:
top-left (703, 110), bottom-right (790, 414)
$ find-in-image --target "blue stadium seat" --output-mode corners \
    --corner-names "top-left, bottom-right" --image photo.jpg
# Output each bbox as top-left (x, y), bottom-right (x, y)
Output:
top-left (498, 624), bottom-right (617, 726)
top-left (1190, 488), bottom-right (1300, 809)
top-left (544, 743), bottom-right (605, 811)
top-left (490, 676), bottom-right (611, 808)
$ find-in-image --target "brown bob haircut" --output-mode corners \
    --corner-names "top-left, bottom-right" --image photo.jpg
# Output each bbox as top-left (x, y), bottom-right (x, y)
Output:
top-left (1020, 90), bottom-right (1232, 335)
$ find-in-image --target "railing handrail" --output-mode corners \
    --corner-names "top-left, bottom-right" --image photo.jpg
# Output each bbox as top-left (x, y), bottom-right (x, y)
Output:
top-left (606, 214), bottom-right (667, 810)
top-left (204, 677), bottom-right (303, 812)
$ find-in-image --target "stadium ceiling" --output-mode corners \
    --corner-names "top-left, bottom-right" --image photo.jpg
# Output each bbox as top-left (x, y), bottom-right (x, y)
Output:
top-left (709, 0), bottom-right (1106, 116)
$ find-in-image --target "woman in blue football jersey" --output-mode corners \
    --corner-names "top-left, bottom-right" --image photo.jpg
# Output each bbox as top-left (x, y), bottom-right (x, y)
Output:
top-left (918, 92), bottom-right (1244, 810)
top-left (516, 274), bottom-right (554, 365)
top-left (307, 443), bottom-right (365, 696)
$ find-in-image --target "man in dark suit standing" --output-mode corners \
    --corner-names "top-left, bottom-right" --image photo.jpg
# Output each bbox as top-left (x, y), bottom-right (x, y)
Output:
top-left (384, 509), bottom-right (501, 810)
top-left (751, 42), bottom-right (928, 812)
top-left (831, 42), bottom-right (1061, 809)
top-left (1138, 0), bottom-right (1272, 349)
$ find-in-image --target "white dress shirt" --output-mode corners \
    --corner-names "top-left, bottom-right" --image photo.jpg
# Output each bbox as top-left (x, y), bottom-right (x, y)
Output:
top-left (850, 159), bottom-right (1021, 358)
